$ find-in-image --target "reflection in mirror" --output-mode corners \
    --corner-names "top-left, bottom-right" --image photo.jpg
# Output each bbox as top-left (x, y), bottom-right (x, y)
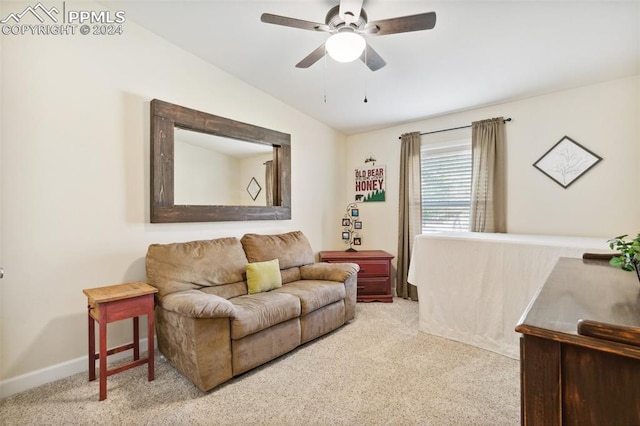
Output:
top-left (150, 99), bottom-right (291, 223)
top-left (174, 128), bottom-right (274, 206)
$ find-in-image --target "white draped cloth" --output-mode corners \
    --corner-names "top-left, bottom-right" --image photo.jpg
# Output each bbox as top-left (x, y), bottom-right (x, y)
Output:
top-left (407, 232), bottom-right (610, 359)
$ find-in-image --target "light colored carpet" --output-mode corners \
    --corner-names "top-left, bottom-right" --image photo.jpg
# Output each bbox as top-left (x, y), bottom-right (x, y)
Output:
top-left (0, 299), bottom-right (520, 425)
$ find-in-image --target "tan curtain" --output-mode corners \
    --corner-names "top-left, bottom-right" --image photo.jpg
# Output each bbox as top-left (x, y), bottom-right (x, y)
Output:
top-left (265, 160), bottom-right (274, 206)
top-left (470, 117), bottom-right (506, 233)
top-left (396, 131), bottom-right (422, 301)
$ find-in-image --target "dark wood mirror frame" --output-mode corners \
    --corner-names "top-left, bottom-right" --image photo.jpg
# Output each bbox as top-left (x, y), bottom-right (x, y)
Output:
top-left (150, 99), bottom-right (291, 222)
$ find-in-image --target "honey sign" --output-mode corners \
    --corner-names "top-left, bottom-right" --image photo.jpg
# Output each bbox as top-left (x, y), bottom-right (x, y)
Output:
top-left (354, 165), bottom-right (385, 202)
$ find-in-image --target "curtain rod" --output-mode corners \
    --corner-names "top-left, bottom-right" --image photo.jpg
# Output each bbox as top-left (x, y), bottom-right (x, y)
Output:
top-left (398, 117), bottom-right (512, 139)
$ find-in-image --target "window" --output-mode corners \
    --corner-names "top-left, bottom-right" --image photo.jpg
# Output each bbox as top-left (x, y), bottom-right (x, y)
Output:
top-left (421, 141), bottom-right (472, 232)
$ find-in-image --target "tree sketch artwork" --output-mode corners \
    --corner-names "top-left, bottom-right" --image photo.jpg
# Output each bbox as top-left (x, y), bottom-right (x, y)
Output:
top-left (533, 136), bottom-right (602, 189)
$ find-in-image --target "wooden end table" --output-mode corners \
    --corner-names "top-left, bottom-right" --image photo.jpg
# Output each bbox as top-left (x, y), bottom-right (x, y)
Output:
top-left (319, 250), bottom-right (394, 302)
top-left (83, 281), bottom-right (158, 401)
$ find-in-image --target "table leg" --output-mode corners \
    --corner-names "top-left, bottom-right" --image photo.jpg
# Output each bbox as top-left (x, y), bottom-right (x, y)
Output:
top-left (88, 308), bottom-right (95, 381)
top-left (147, 306), bottom-right (155, 381)
top-left (133, 316), bottom-right (140, 361)
top-left (99, 310), bottom-right (108, 401)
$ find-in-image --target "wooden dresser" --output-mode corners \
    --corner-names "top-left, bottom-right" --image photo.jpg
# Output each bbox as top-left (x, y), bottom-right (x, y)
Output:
top-left (319, 250), bottom-right (394, 302)
top-left (515, 257), bottom-right (640, 425)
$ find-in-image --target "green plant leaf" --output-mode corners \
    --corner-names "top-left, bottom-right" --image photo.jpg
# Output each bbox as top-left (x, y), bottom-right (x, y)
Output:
top-left (608, 233), bottom-right (640, 273)
top-left (610, 257), bottom-right (624, 268)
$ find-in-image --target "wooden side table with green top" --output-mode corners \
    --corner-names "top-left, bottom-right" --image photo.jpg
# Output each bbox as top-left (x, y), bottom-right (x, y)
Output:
top-left (83, 281), bottom-right (158, 401)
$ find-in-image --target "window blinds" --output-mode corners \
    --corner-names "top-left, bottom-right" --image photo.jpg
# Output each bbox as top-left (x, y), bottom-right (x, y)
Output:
top-left (421, 145), bottom-right (472, 232)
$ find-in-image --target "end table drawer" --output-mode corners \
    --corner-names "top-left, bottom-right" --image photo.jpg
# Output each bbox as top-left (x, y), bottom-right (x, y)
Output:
top-left (358, 277), bottom-right (389, 295)
top-left (357, 260), bottom-right (390, 277)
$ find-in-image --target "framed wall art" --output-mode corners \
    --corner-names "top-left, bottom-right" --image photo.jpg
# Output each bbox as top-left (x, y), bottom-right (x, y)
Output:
top-left (246, 177), bottom-right (262, 201)
top-left (533, 136), bottom-right (602, 189)
top-left (354, 164), bottom-right (386, 202)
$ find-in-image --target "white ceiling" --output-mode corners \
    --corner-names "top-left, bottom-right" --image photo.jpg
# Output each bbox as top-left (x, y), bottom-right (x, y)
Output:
top-left (104, 1), bottom-right (640, 135)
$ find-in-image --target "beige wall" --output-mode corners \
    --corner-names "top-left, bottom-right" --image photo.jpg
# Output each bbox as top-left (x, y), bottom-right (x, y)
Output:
top-left (344, 76), bottom-right (640, 281)
top-left (0, 5), bottom-right (346, 392)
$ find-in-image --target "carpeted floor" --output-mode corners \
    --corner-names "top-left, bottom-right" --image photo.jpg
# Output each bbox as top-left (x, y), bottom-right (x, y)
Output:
top-left (0, 299), bottom-right (520, 425)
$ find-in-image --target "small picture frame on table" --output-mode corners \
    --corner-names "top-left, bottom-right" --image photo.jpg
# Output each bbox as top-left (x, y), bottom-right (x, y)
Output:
top-left (353, 237), bottom-right (362, 246)
top-left (341, 232), bottom-right (350, 240)
top-left (351, 209), bottom-right (359, 217)
top-left (342, 218), bottom-right (351, 227)
top-left (354, 221), bottom-right (362, 229)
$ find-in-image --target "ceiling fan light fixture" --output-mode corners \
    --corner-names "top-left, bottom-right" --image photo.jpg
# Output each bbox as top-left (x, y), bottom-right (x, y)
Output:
top-left (326, 31), bottom-right (366, 63)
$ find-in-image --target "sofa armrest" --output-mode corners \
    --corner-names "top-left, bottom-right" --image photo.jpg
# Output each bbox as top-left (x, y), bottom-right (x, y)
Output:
top-left (160, 290), bottom-right (237, 319)
top-left (300, 262), bottom-right (359, 282)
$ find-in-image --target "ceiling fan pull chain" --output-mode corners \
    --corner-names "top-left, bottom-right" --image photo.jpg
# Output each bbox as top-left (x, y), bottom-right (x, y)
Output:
top-left (363, 46), bottom-right (368, 103)
top-left (324, 45), bottom-right (328, 103)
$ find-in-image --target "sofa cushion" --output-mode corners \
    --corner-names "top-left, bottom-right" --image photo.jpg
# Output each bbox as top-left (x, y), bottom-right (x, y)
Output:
top-left (246, 259), bottom-right (282, 294)
top-left (275, 280), bottom-right (346, 316)
top-left (241, 231), bottom-right (315, 270)
top-left (230, 292), bottom-right (301, 340)
top-left (280, 267), bottom-right (301, 285)
top-left (146, 237), bottom-right (248, 300)
top-left (201, 282), bottom-right (248, 300)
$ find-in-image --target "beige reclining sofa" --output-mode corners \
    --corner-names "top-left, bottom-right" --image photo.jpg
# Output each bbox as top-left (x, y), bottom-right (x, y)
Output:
top-left (145, 231), bottom-right (359, 391)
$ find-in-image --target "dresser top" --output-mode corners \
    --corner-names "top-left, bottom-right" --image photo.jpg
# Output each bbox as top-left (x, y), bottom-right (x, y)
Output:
top-left (516, 258), bottom-right (640, 345)
top-left (319, 250), bottom-right (394, 260)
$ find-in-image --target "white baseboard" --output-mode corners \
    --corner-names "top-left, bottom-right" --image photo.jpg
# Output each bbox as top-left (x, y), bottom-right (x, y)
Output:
top-left (0, 338), bottom-right (155, 399)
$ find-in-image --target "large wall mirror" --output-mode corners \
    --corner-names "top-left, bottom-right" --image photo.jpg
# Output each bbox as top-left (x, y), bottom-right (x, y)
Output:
top-left (150, 99), bottom-right (291, 222)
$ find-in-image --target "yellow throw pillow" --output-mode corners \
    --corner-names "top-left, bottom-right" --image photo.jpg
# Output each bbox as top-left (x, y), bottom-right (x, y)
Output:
top-left (246, 259), bottom-right (282, 294)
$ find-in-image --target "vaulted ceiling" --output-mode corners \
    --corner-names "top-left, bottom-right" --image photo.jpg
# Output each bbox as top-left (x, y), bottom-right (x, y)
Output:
top-left (105, 1), bottom-right (640, 135)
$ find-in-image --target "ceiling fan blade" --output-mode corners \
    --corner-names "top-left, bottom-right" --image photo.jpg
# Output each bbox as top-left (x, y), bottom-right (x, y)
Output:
top-left (296, 43), bottom-right (327, 68)
top-left (366, 11), bottom-right (436, 36)
top-left (360, 45), bottom-right (386, 71)
top-left (261, 13), bottom-right (330, 32)
top-left (339, 0), bottom-right (364, 25)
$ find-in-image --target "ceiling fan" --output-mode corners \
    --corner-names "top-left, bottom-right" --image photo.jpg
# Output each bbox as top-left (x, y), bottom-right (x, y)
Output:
top-left (261, 0), bottom-right (436, 71)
